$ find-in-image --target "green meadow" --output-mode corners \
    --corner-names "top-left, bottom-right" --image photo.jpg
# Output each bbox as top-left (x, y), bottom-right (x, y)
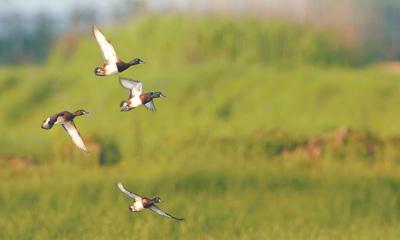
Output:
top-left (1, 16), bottom-right (400, 239)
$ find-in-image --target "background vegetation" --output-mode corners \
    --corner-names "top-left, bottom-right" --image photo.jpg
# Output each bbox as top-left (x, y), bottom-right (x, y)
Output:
top-left (1, 16), bottom-right (400, 239)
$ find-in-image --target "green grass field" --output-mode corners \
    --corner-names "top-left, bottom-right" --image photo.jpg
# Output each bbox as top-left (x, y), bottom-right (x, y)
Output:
top-left (1, 16), bottom-right (400, 239)
top-left (1, 160), bottom-right (400, 239)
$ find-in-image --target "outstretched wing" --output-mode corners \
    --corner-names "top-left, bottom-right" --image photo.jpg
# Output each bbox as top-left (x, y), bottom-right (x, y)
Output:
top-left (149, 205), bottom-right (184, 221)
top-left (144, 101), bottom-right (156, 111)
top-left (93, 25), bottom-right (119, 65)
top-left (117, 182), bottom-right (142, 200)
top-left (61, 121), bottom-right (88, 152)
top-left (119, 77), bottom-right (143, 98)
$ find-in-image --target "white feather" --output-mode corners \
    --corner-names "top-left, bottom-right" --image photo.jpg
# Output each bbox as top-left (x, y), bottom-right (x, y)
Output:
top-left (119, 77), bottom-right (143, 97)
top-left (104, 64), bottom-right (119, 75)
top-left (41, 117), bottom-right (52, 129)
top-left (133, 201), bottom-right (144, 211)
top-left (93, 25), bottom-right (119, 65)
top-left (62, 121), bottom-right (88, 152)
top-left (117, 182), bottom-right (142, 200)
top-left (130, 96), bottom-right (143, 108)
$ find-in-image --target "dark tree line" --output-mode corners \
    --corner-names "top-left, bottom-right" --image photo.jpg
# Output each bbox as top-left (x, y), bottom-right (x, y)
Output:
top-left (0, 12), bottom-right (55, 64)
top-left (0, 0), bottom-right (145, 65)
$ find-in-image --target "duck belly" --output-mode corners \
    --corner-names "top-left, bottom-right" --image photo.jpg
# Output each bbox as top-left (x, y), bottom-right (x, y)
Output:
top-left (104, 64), bottom-right (118, 75)
top-left (133, 200), bottom-right (144, 211)
top-left (129, 97), bottom-right (143, 108)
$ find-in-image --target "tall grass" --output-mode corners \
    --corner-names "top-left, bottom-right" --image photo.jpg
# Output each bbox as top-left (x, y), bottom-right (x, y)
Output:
top-left (0, 16), bottom-right (400, 239)
top-left (0, 16), bottom-right (398, 162)
top-left (106, 16), bottom-right (359, 66)
top-left (0, 160), bottom-right (399, 239)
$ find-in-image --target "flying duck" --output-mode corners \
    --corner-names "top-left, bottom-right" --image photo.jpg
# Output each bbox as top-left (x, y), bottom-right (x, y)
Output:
top-left (92, 25), bottom-right (145, 76)
top-left (119, 77), bottom-right (165, 112)
top-left (41, 109), bottom-right (90, 152)
top-left (117, 182), bottom-right (184, 221)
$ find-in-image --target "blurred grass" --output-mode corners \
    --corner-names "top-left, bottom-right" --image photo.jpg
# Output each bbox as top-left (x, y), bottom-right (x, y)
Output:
top-left (0, 161), bottom-right (399, 239)
top-left (0, 16), bottom-right (384, 162)
top-left (1, 16), bottom-right (400, 239)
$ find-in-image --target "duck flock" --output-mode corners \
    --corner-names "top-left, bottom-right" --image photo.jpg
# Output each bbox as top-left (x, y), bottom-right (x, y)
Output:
top-left (40, 25), bottom-right (183, 221)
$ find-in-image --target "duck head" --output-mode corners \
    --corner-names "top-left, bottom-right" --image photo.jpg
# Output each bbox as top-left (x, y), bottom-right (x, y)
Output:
top-left (129, 58), bottom-right (145, 66)
top-left (120, 100), bottom-right (131, 112)
top-left (152, 197), bottom-right (161, 203)
top-left (94, 67), bottom-right (105, 76)
top-left (150, 92), bottom-right (166, 99)
top-left (74, 109), bottom-right (90, 116)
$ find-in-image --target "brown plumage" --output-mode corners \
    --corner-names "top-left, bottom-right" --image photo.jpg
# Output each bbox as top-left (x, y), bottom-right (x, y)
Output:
top-left (41, 109), bottom-right (90, 152)
top-left (139, 94), bottom-right (152, 105)
top-left (41, 110), bottom-right (87, 129)
top-left (117, 182), bottom-right (184, 221)
top-left (141, 198), bottom-right (153, 208)
top-left (92, 25), bottom-right (144, 76)
top-left (119, 77), bottom-right (166, 112)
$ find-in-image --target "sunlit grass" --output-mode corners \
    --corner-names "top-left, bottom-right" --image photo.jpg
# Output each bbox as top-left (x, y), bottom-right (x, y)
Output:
top-left (1, 16), bottom-right (400, 239)
top-left (0, 159), bottom-right (400, 239)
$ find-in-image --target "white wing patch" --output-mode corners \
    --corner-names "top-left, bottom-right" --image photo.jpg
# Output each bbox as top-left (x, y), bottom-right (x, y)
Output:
top-left (93, 25), bottom-right (119, 65)
top-left (144, 101), bottom-right (156, 111)
top-left (119, 77), bottom-right (143, 97)
top-left (62, 121), bottom-right (88, 152)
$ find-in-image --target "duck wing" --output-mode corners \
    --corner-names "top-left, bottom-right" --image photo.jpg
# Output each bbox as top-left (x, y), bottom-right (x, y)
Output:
top-left (93, 25), bottom-right (119, 65)
top-left (149, 205), bottom-right (184, 221)
top-left (117, 182), bottom-right (142, 200)
top-left (61, 121), bottom-right (88, 152)
top-left (119, 77), bottom-right (143, 98)
top-left (144, 101), bottom-right (156, 111)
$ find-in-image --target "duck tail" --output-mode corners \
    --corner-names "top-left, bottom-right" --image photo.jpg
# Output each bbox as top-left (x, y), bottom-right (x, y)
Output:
top-left (41, 117), bottom-right (56, 130)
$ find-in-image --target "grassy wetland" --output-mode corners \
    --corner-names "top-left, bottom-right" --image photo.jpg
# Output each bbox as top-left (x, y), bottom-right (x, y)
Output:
top-left (1, 16), bottom-right (400, 239)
